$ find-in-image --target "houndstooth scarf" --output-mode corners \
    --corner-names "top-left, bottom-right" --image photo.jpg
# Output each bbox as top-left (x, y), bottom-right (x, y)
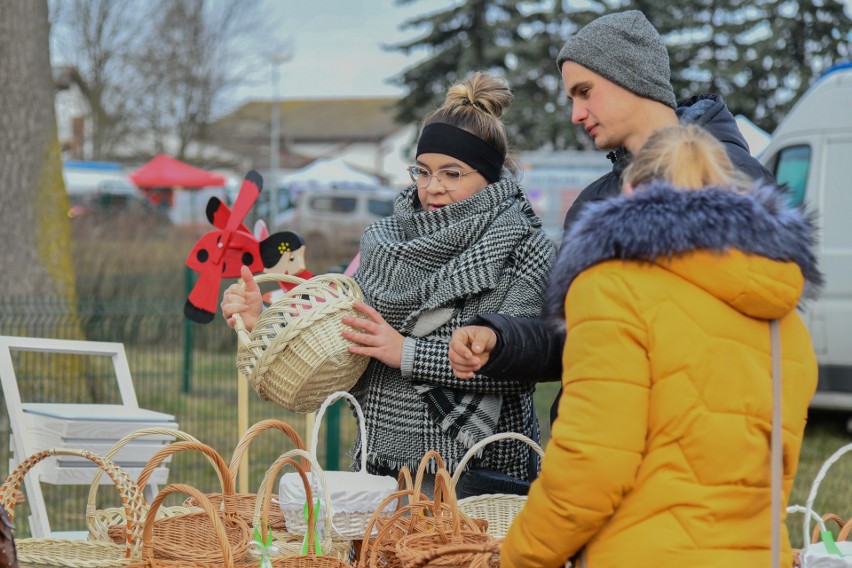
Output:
top-left (354, 178), bottom-right (541, 468)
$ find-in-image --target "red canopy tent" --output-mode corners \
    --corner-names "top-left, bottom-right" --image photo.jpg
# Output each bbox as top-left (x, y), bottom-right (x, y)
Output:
top-left (129, 154), bottom-right (226, 207)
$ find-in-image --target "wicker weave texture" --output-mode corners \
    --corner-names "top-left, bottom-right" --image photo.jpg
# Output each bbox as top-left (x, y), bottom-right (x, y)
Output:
top-left (0, 448), bottom-right (144, 567)
top-left (234, 273), bottom-right (369, 413)
top-left (130, 441), bottom-right (251, 564)
top-left (127, 484), bottom-right (235, 568)
top-left (452, 432), bottom-right (544, 540)
top-left (86, 427), bottom-right (217, 544)
top-left (394, 471), bottom-right (496, 568)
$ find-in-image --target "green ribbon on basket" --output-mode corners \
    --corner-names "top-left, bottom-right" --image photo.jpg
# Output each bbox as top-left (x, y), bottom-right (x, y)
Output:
top-left (820, 530), bottom-right (845, 557)
top-left (301, 497), bottom-right (322, 556)
top-left (251, 525), bottom-right (278, 568)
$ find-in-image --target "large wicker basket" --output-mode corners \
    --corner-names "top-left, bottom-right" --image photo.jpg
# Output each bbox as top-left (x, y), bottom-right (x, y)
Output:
top-left (117, 441), bottom-right (251, 564)
top-left (233, 273), bottom-right (370, 413)
top-left (0, 448), bottom-right (145, 567)
top-left (451, 432), bottom-right (544, 539)
top-left (87, 427), bottom-right (216, 543)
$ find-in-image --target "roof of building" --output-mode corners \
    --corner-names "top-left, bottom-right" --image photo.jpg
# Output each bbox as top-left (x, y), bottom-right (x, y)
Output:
top-left (211, 97), bottom-right (404, 144)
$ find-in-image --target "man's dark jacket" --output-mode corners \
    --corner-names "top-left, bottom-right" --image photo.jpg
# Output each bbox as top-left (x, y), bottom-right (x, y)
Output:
top-left (473, 94), bottom-right (776, 423)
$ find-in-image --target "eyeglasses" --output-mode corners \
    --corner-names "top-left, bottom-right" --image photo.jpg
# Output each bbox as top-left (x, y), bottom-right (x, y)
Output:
top-left (406, 165), bottom-right (477, 191)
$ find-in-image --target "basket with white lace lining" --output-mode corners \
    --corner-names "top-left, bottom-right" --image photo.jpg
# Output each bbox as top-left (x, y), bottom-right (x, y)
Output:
top-left (277, 391), bottom-right (397, 539)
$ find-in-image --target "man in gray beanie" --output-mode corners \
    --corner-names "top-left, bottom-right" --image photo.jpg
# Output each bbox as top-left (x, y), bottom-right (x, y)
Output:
top-left (449, 10), bottom-right (775, 417)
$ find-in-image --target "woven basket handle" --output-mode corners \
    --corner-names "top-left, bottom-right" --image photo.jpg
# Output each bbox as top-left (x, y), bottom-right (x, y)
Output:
top-left (140, 484), bottom-right (233, 568)
top-left (801, 442), bottom-right (852, 552)
top-left (818, 514), bottom-right (846, 543)
top-left (136, 441), bottom-right (236, 509)
top-left (228, 419), bottom-right (307, 478)
top-left (413, 450), bottom-right (446, 502)
top-left (357, 486), bottom-right (418, 566)
top-left (450, 431), bottom-right (545, 488)
top-left (85, 427), bottom-right (217, 528)
top-left (430, 469), bottom-right (461, 544)
top-left (310, 391), bottom-right (368, 473)
top-left (232, 272), bottom-right (309, 347)
top-left (0, 448), bottom-right (144, 558)
top-left (837, 518), bottom-right (852, 542)
top-left (255, 448), bottom-right (335, 539)
top-left (404, 539), bottom-right (502, 568)
top-left (252, 452), bottom-right (323, 555)
top-left (397, 466), bottom-right (414, 492)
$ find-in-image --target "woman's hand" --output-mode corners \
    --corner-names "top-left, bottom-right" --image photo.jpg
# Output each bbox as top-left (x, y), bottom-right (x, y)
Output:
top-left (342, 301), bottom-right (404, 369)
top-left (220, 265), bottom-right (263, 331)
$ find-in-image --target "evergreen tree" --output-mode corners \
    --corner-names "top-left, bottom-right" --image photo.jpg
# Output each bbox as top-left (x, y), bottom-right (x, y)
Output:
top-left (649, 0), bottom-right (851, 133)
top-left (391, 0), bottom-right (850, 148)
top-left (388, 0), bottom-right (587, 151)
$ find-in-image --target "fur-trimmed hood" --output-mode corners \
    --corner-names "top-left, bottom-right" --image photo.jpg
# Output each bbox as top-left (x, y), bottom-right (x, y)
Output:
top-left (546, 181), bottom-right (823, 321)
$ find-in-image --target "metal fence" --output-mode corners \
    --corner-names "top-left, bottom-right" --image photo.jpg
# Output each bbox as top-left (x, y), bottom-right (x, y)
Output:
top-left (0, 297), bottom-right (354, 537)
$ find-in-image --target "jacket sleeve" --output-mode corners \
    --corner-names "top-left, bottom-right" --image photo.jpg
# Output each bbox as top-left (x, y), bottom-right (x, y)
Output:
top-left (476, 172), bottom-right (622, 385)
top-left (472, 314), bottom-right (563, 384)
top-left (501, 267), bottom-right (649, 568)
top-left (410, 232), bottom-right (555, 395)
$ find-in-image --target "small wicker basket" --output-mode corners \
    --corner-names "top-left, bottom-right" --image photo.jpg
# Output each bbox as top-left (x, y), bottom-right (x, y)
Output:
top-left (0, 448), bottom-right (145, 567)
top-left (127, 484), bottom-right (237, 568)
top-left (279, 392), bottom-right (396, 540)
top-left (183, 419), bottom-right (307, 533)
top-left (233, 273), bottom-right (370, 413)
top-left (86, 427), bottom-right (216, 543)
top-left (402, 540), bottom-right (502, 568)
top-left (394, 470), bottom-right (496, 568)
top-left (359, 455), bottom-right (487, 568)
top-left (242, 449), bottom-right (350, 567)
top-left (123, 441), bottom-right (252, 564)
top-left (451, 432), bottom-right (544, 539)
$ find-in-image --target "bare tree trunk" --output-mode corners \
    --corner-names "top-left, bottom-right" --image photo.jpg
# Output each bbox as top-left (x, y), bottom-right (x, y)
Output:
top-left (0, 1), bottom-right (79, 322)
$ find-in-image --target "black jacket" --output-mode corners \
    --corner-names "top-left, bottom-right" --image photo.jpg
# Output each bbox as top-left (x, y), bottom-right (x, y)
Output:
top-left (473, 94), bottom-right (776, 423)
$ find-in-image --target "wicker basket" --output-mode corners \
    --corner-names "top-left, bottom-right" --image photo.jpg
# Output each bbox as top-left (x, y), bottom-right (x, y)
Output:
top-left (402, 540), bottom-right (502, 568)
top-left (280, 392), bottom-right (396, 540)
top-left (788, 506), bottom-right (849, 567)
top-left (116, 441), bottom-right (251, 564)
top-left (359, 457), bottom-right (487, 568)
top-left (395, 470), bottom-right (496, 568)
top-left (451, 432), bottom-right (544, 539)
top-left (127, 484), bottom-right (237, 568)
top-left (87, 427), bottom-right (216, 543)
top-left (240, 450), bottom-right (350, 567)
top-left (233, 273), bottom-right (370, 413)
top-left (0, 448), bottom-right (144, 567)
top-left (183, 419), bottom-right (307, 533)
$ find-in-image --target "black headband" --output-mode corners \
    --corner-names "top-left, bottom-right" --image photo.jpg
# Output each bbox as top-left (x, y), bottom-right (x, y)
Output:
top-left (416, 123), bottom-right (504, 183)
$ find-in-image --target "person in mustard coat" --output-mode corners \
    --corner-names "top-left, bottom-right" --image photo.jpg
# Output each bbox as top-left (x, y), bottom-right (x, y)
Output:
top-left (500, 124), bottom-right (821, 568)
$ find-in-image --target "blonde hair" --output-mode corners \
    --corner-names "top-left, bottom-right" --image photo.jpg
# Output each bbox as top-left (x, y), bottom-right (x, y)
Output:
top-left (623, 125), bottom-right (752, 193)
top-left (423, 72), bottom-right (518, 174)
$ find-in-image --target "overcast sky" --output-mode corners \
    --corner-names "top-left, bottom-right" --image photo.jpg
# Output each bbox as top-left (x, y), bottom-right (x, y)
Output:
top-left (228, 0), bottom-right (451, 106)
top-left (230, 0), bottom-right (852, 109)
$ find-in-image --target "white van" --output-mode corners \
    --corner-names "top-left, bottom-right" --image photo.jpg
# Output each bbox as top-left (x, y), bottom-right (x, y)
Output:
top-left (759, 62), bottom-right (852, 410)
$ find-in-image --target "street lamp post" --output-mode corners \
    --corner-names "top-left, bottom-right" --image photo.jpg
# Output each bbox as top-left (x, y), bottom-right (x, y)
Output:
top-left (269, 47), bottom-right (293, 226)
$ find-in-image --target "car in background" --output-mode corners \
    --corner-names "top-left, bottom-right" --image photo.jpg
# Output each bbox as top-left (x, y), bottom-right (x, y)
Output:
top-left (273, 186), bottom-right (397, 264)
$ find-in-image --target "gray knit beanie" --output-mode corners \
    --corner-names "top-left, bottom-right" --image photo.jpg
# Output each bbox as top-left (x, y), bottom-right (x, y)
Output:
top-left (556, 10), bottom-right (676, 109)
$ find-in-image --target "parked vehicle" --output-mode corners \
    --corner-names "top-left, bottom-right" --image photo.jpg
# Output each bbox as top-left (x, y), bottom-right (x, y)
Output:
top-left (273, 186), bottom-right (397, 264)
top-left (759, 62), bottom-right (852, 410)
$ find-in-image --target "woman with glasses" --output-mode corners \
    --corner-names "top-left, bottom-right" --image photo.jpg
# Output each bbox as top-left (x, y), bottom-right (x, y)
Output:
top-left (342, 71), bottom-right (555, 496)
top-left (222, 72), bottom-right (554, 496)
